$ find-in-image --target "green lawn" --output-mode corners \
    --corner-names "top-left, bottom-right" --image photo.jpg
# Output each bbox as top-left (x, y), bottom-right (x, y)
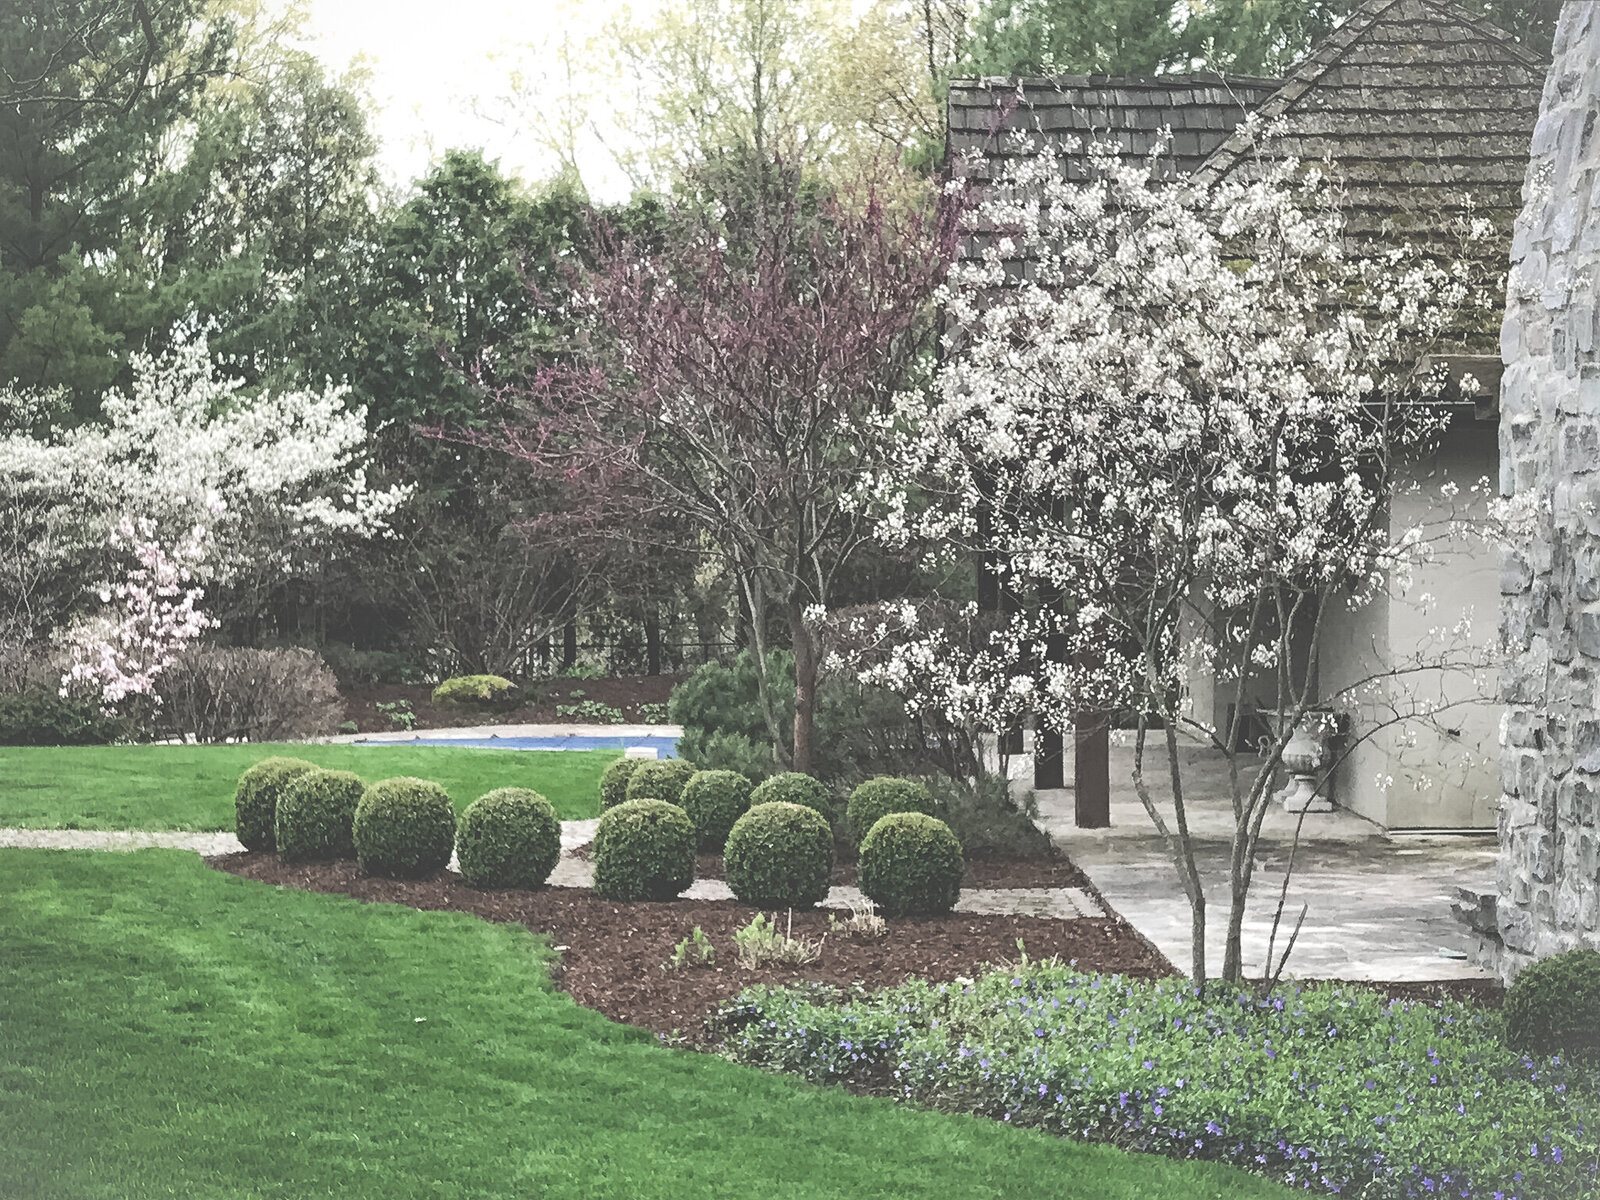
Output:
top-left (0, 850), bottom-right (1294, 1200)
top-left (0, 743), bottom-right (615, 830)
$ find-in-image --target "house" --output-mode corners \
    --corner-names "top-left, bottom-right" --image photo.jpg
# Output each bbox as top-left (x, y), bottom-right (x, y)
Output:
top-left (947, 0), bottom-right (1547, 831)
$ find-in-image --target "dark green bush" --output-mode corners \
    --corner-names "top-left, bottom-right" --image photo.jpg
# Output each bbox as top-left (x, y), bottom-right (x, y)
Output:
top-left (455, 788), bottom-right (561, 889)
top-left (680, 769), bottom-right (754, 850)
top-left (352, 777), bottom-right (457, 879)
top-left (677, 728), bottom-right (778, 781)
top-left (1504, 947), bottom-right (1600, 1062)
top-left (431, 674), bottom-right (517, 709)
top-left (0, 690), bottom-right (126, 746)
top-left (928, 773), bottom-right (1053, 859)
top-left (847, 777), bottom-right (938, 844)
top-left (592, 799), bottom-right (696, 901)
top-left (235, 756), bottom-right (319, 852)
top-left (598, 756), bottom-right (643, 809)
top-left (724, 802), bottom-right (834, 909)
top-left (624, 757), bottom-right (697, 807)
top-left (275, 769), bottom-right (365, 862)
top-left (858, 813), bottom-right (964, 917)
top-left (749, 772), bottom-right (835, 825)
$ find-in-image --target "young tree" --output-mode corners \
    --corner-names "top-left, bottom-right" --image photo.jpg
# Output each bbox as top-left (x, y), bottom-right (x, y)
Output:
top-left (854, 133), bottom-right (1483, 986)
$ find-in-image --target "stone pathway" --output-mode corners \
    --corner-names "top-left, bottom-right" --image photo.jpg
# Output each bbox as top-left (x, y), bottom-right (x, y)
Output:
top-left (0, 822), bottom-right (1106, 922)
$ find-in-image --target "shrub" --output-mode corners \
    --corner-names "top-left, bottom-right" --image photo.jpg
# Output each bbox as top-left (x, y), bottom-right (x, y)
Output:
top-left (275, 769), bottom-right (365, 862)
top-left (0, 689), bottom-right (126, 746)
top-left (1504, 947), bottom-right (1600, 1062)
top-left (599, 756), bottom-right (645, 810)
top-left (432, 674), bottom-right (517, 709)
top-left (154, 648), bottom-right (342, 742)
top-left (929, 772), bottom-right (1053, 859)
top-left (592, 799), bottom-right (696, 901)
top-left (749, 772), bottom-right (835, 825)
top-left (847, 776), bottom-right (938, 843)
top-left (624, 757), bottom-right (697, 807)
top-left (234, 756), bottom-right (319, 852)
top-left (857, 813), bottom-right (963, 917)
top-left (678, 728), bottom-right (778, 781)
top-left (455, 788), bottom-right (561, 889)
top-left (724, 802), bottom-right (834, 909)
top-left (352, 777), bottom-right (457, 879)
top-left (681, 769), bottom-right (754, 850)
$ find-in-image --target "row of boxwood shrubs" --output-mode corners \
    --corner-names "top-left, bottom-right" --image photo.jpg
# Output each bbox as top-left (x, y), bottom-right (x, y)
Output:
top-left (594, 757), bottom-right (966, 915)
top-left (233, 757), bottom-right (560, 888)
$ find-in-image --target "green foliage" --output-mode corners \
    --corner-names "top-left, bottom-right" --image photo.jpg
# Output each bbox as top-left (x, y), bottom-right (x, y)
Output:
top-left (678, 729), bottom-right (778, 780)
top-left (599, 756), bottom-right (645, 810)
top-left (274, 769), bottom-right (365, 863)
top-left (0, 690), bottom-right (124, 746)
top-left (749, 772), bottom-right (835, 825)
top-left (669, 650), bottom-right (789, 743)
top-left (556, 699), bottom-right (626, 724)
top-left (636, 702), bottom-right (670, 725)
top-left (928, 772), bottom-right (1053, 859)
top-left (664, 926), bottom-right (717, 971)
top-left (234, 757), bottom-right (319, 852)
top-left (624, 757), bottom-right (698, 806)
top-left (680, 769), bottom-right (754, 850)
top-left (455, 787), bottom-right (561, 890)
top-left (376, 699), bottom-right (417, 730)
top-left (857, 813), bottom-right (963, 917)
top-left (592, 799), bottom-right (696, 901)
top-left (352, 777), bottom-right (457, 879)
top-left (1504, 948), bottom-right (1600, 1063)
top-left (724, 802), bottom-right (834, 909)
top-left (717, 966), bottom-right (1597, 1200)
top-left (732, 911), bottom-right (823, 968)
top-left (847, 776), bottom-right (938, 844)
top-left (432, 674), bottom-right (517, 709)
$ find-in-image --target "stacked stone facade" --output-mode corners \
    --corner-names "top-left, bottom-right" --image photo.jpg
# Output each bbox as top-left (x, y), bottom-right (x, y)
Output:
top-left (1497, 2), bottom-right (1600, 978)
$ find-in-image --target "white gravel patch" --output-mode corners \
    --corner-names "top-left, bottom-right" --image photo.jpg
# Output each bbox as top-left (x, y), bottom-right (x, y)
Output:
top-left (0, 828), bottom-right (245, 854)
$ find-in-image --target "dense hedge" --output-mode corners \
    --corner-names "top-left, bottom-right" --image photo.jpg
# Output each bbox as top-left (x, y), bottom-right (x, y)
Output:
top-left (1505, 947), bottom-right (1600, 1063)
top-left (456, 788), bottom-right (561, 889)
top-left (624, 757), bottom-right (697, 807)
top-left (599, 756), bottom-right (644, 810)
top-left (592, 799), bottom-right (695, 901)
top-left (275, 768), bottom-right (365, 862)
top-left (857, 813), bottom-right (963, 917)
top-left (749, 772), bottom-right (835, 825)
top-left (0, 690), bottom-right (125, 746)
top-left (724, 802), bottom-right (834, 909)
top-left (680, 769), bottom-right (753, 850)
top-left (431, 674), bottom-right (517, 709)
top-left (846, 776), bottom-right (938, 844)
top-left (234, 756), bottom-right (319, 852)
top-left (352, 777), bottom-right (457, 879)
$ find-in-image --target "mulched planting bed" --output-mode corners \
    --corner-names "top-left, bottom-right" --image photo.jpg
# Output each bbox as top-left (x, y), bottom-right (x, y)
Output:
top-left (210, 852), bottom-right (1167, 1044)
top-left (342, 674), bottom-right (680, 733)
top-left (692, 848), bottom-right (1093, 890)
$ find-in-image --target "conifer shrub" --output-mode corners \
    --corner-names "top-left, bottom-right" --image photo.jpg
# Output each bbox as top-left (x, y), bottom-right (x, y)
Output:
top-left (455, 788), bottom-right (561, 889)
top-left (234, 756), bottom-right (319, 852)
top-left (593, 799), bottom-right (696, 901)
top-left (275, 768), bottom-right (364, 862)
top-left (431, 674), bottom-right (517, 709)
top-left (858, 812), bottom-right (964, 917)
top-left (748, 771), bottom-right (835, 825)
top-left (624, 757), bottom-right (697, 807)
top-left (352, 777), bottom-right (457, 879)
top-left (681, 769), bottom-right (754, 850)
top-left (724, 801), bottom-right (834, 909)
top-left (846, 776), bottom-right (938, 844)
top-left (1504, 946), bottom-right (1600, 1062)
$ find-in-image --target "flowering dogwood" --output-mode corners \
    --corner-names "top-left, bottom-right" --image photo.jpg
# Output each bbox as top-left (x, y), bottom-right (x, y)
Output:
top-left (853, 129), bottom-right (1485, 986)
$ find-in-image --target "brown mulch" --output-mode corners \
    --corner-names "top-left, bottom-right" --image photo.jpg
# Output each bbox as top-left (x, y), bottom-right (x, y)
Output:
top-left (692, 848), bottom-right (1093, 891)
top-left (209, 851), bottom-right (1169, 1044)
top-left (342, 675), bottom-right (681, 733)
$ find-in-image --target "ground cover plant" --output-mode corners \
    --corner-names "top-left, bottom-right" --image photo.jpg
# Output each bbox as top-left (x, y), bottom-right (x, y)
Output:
top-left (715, 963), bottom-right (1597, 1199)
top-left (0, 849), bottom-right (1296, 1199)
top-left (0, 743), bottom-right (616, 829)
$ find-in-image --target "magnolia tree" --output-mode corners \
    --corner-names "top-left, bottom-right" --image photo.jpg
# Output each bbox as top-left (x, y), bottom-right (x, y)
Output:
top-left (851, 131), bottom-right (1486, 987)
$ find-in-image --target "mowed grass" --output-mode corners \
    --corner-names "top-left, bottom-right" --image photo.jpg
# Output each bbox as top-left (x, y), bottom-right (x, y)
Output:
top-left (0, 743), bottom-right (615, 830)
top-left (0, 850), bottom-right (1295, 1200)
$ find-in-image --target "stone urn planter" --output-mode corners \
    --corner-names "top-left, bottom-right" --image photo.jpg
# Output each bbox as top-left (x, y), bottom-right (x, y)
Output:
top-left (1272, 709), bottom-right (1343, 813)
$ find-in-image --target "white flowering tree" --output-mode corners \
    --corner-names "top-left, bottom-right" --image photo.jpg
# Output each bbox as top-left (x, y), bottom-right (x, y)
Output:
top-left (1, 341), bottom-right (406, 652)
top-left (855, 131), bottom-right (1485, 987)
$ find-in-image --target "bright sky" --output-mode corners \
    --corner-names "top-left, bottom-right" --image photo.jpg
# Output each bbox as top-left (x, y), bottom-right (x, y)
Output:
top-left (301, 0), bottom-right (654, 201)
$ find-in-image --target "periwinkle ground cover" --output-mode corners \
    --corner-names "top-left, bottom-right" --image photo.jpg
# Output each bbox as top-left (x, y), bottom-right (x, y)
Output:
top-left (713, 963), bottom-right (1598, 1199)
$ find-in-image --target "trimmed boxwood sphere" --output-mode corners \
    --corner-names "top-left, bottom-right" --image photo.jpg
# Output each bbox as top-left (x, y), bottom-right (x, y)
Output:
top-left (456, 788), bottom-right (561, 889)
top-left (681, 769), bottom-right (753, 850)
top-left (235, 756), bottom-right (318, 852)
top-left (624, 757), bottom-right (697, 806)
top-left (847, 776), bottom-right (938, 844)
top-left (724, 801), bottom-right (834, 909)
top-left (858, 812), bottom-right (964, 917)
top-left (593, 799), bottom-right (696, 901)
top-left (275, 768), bottom-right (364, 862)
top-left (352, 777), bottom-right (457, 879)
top-left (1504, 947), bottom-right (1600, 1062)
top-left (599, 756), bottom-right (644, 810)
top-left (749, 772), bottom-right (835, 824)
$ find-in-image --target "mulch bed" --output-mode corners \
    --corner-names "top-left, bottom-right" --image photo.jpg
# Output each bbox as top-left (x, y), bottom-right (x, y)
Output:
top-left (692, 848), bottom-right (1093, 891)
top-left (342, 675), bottom-right (680, 734)
top-left (210, 852), bottom-right (1169, 1044)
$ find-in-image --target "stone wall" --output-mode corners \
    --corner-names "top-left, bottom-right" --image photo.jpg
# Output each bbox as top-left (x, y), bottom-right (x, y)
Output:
top-left (1497, 1), bottom-right (1600, 979)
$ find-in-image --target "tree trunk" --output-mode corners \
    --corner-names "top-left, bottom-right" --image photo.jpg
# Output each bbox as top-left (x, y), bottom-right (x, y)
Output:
top-left (789, 602), bottom-right (818, 776)
top-left (1074, 711), bottom-right (1110, 828)
top-left (561, 621), bottom-right (578, 670)
top-left (644, 608), bottom-right (662, 677)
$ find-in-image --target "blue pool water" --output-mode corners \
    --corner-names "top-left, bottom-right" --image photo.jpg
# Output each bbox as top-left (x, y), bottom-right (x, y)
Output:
top-left (389, 734), bottom-right (680, 757)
